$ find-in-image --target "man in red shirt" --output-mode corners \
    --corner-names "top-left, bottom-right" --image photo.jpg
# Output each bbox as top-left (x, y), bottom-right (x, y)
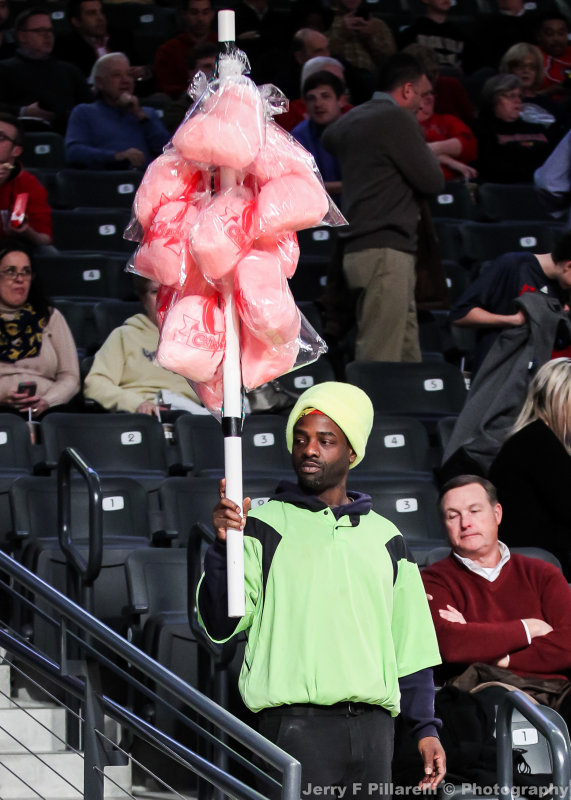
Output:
top-left (154, 0), bottom-right (215, 98)
top-left (536, 12), bottom-right (571, 91)
top-left (422, 475), bottom-right (571, 721)
top-left (0, 113), bottom-right (52, 248)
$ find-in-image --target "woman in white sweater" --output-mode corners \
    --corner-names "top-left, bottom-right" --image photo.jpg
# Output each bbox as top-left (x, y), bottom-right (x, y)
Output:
top-left (0, 242), bottom-right (79, 418)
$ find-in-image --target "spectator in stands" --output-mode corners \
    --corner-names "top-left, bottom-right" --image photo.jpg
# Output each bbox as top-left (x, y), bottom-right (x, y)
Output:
top-left (450, 232), bottom-right (571, 372)
top-left (53, 0), bottom-right (129, 77)
top-left (534, 127), bottom-right (571, 226)
top-left (84, 276), bottom-right (204, 416)
top-left (273, 27), bottom-right (331, 103)
top-left (422, 474), bottom-right (571, 723)
top-left (0, 241), bottom-right (79, 418)
top-left (474, 74), bottom-right (554, 184)
top-left (536, 12), bottom-right (571, 93)
top-left (499, 42), bottom-right (560, 122)
top-left (153, 0), bottom-right (215, 99)
top-left (0, 8), bottom-right (91, 133)
top-left (404, 43), bottom-right (474, 124)
top-left (163, 42), bottom-right (218, 133)
top-left (326, 0), bottom-right (395, 100)
top-left (199, 382), bottom-right (446, 797)
top-left (488, 358), bottom-right (571, 576)
top-left (277, 54), bottom-right (350, 132)
top-left (322, 53), bottom-right (444, 363)
top-left (0, 0), bottom-right (15, 60)
top-left (398, 0), bottom-right (474, 74)
top-left (65, 52), bottom-right (169, 169)
top-left (0, 114), bottom-right (52, 249)
top-left (291, 71), bottom-right (344, 205)
top-left (416, 80), bottom-right (477, 181)
top-left (470, 0), bottom-right (537, 72)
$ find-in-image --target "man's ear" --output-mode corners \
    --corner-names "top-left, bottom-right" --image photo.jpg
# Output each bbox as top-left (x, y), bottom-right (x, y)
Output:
top-left (11, 144), bottom-right (22, 160)
top-left (494, 502), bottom-right (502, 527)
top-left (349, 448), bottom-right (357, 464)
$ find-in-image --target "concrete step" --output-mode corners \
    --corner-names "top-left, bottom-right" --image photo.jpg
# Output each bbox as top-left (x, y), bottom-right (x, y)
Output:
top-left (0, 660), bottom-right (12, 709)
top-left (0, 705), bottom-right (66, 752)
top-left (0, 753), bottom-right (131, 798)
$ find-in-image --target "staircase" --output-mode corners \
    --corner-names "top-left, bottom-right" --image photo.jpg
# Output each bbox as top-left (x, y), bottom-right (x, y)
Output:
top-left (0, 655), bottom-right (132, 799)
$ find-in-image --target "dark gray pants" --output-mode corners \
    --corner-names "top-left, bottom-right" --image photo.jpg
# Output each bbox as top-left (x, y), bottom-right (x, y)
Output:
top-left (258, 703), bottom-right (394, 799)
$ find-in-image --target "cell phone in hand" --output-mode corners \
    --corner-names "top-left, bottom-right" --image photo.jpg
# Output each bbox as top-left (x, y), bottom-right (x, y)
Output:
top-left (17, 381), bottom-right (37, 397)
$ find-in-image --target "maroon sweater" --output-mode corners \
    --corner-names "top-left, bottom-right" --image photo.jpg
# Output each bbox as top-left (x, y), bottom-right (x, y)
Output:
top-left (422, 553), bottom-right (571, 681)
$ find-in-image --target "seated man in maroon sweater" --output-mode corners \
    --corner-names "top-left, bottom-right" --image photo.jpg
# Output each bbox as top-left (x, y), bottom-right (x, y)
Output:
top-left (422, 474), bottom-right (571, 722)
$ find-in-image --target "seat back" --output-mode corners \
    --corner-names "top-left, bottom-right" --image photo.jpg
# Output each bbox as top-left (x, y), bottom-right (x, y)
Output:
top-left (479, 183), bottom-right (551, 222)
top-left (357, 417), bottom-right (431, 475)
top-left (429, 181), bottom-right (475, 219)
top-left (40, 413), bottom-right (168, 474)
top-left (22, 132), bottom-right (65, 169)
top-left (125, 547), bottom-right (187, 636)
top-left (345, 361), bottom-right (468, 420)
top-left (36, 253), bottom-right (124, 299)
top-left (277, 356), bottom-right (335, 396)
top-left (459, 221), bottom-right (556, 263)
top-left (0, 413), bottom-right (33, 472)
top-left (94, 299), bottom-right (143, 345)
top-left (52, 209), bottom-right (134, 253)
top-left (55, 169), bottom-right (141, 209)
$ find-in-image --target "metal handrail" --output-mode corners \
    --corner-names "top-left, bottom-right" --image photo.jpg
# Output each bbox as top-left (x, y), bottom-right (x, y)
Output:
top-left (496, 689), bottom-right (571, 798)
top-left (0, 550), bottom-right (302, 800)
top-left (57, 447), bottom-right (103, 587)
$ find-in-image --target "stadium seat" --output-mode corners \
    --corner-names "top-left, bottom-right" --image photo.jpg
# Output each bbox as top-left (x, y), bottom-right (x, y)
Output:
top-left (174, 414), bottom-right (291, 477)
top-left (103, 3), bottom-right (176, 36)
top-left (357, 417), bottom-right (431, 476)
top-left (36, 253), bottom-right (126, 300)
top-left (345, 361), bottom-right (468, 433)
top-left (425, 545), bottom-right (563, 570)
top-left (55, 169), bottom-right (142, 209)
top-left (436, 416), bottom-right (459, 455)
top-left (443, 260), bottom-right (470, 303)
top-left (0, 414), bottom-right (36, 551)
top-left (277, 356), bottom-right (335, 396)
top-left (289, 255), bottom-right (329, 302)
top-left (52, 298), bottom-right (99, 358)
top-left (429, 181), bottom-right (475, 220)
top-left (22, 131), bottom-right (65, 169)
top-left (459, 221), bottom-right (556, 263)
top-left (349, 475), bottom-right (445, 541)
top-left (51, 208), bottom-right (134, 253)
top-left (478, 183), bottom-right (551, 222)
top-left (39, 413), bottom-right (170, 487)
top-left (297, 226), bottom-right (335, 259)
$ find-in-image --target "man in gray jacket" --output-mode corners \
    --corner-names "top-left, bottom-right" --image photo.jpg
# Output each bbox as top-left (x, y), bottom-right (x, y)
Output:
top-left (322, 53), bottom-right (444, 362)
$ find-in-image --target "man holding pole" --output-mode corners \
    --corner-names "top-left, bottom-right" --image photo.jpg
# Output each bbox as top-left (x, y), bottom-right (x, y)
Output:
top-left (197, 381), bottom-right (446, 798)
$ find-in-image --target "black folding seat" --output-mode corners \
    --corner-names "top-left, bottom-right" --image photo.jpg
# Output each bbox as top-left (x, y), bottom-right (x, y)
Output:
top-left (0, 414), bottom-right (36, 550)
top-left (429, 181), bottom-right (475, 220)
top-left (22, 131), bottom-right (65, 169)
top-left (479, 183), bottom-right (551, 222)
top-left (35, 253), bottom-right (122, 300)
top-left (345, 361), bottom-right (468, 435)
top-left (39, 413), bottom-right (170, 489)
top-left (51, 209), bottom-right (133, 253)
top-left (357, 417), bottom-right (431, 477)
top-left (459, 221), bottom-right (555, 263)
top-left (276, 356), bottom-right (335, 396)
top-left (55, 169), bottom-right (141, 209)
top-left (349, 475), bottom-right (445, 542)
top-left (93, 299), bottom-right (143, 345)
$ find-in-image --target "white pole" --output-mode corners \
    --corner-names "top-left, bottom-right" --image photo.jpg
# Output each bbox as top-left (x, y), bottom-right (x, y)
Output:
top-left (218, 9), bottom-right (245, 618)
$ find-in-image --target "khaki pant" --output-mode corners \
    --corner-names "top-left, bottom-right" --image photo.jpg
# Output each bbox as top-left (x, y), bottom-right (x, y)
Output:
top-left (343, 247), bottom-right (421, 362)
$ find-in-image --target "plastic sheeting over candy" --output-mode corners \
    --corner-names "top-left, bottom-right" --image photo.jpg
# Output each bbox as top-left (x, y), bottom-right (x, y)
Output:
top-left (235, 249), bottom-right (300, 346)
top-left (249, 121), bottom-right (315, 184)
top-left (255, 232), bottom-right (299, 279)
top-left (156, 294), bottom-right (225, 383)
top-left (132, 151), bottom-right (204, 232)
top-left (240, 327), bottom-right (299, 390)
top-left (133, 201), bottom-right (199, 287)
top-left (189, 188), bottom-right (256, 283)
top-left (256, 172), bottom-right (329, 237)
top-left (172, 78), bottom-right (265, 170)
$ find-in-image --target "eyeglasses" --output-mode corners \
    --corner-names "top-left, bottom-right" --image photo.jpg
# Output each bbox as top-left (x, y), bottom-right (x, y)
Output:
top-left (0, 132), bottom-right (16, 144)
top-left (21, 27), bottom-right (54, 34)
top-left (0, 267), bottom-right (33, 280)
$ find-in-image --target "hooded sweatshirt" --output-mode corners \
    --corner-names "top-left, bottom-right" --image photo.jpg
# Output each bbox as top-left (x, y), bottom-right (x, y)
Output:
top-left (84, 312), bottom-right (200, 412)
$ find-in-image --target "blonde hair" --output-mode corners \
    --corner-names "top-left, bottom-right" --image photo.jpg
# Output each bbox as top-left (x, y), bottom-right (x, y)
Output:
top-left (499, 43), bottom-right (544, 92)
top-left (511, 358), bottom-right (571, 453)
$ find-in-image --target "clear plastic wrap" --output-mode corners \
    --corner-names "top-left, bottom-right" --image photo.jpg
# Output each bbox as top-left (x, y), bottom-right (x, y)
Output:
top-left (125, 149), bottom-right (206, 240)
top-left (188, 186), bottom-right (256, 284)
top-left (171, 75), bottom-right (266, 170)
top-left (256, 172), bottom-right (330, 237)
top-left (156, 293), bottom-right (226, 383)
top-left (255, 231), bottom-right (300, 279)
top-left (234, 248), bottom-right (300, 347)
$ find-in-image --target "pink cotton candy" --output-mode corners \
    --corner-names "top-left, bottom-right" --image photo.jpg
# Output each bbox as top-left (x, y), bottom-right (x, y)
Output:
top-left (255, 232), bottom-right (299, 279)
top-left (133, 201), bottom-right (199, 287)
top-left (134, 151), bottom-right (204, 231)
top-left (249, 121), bottom-right (316, 184)
top-left (241, 328), bottom-right (299, 390)
top-left (256, 172), bottom-right (329, 237)
top-left (172, 79), bottom-right (265, 170)
top-left (189, 189), bottom-right (256, 283)
top-left (157, 294), bottom-right (225, 383)
top-left (193, 363), bottom-right (224, 415)
top-left (235, 249), bottom-right (301, 347)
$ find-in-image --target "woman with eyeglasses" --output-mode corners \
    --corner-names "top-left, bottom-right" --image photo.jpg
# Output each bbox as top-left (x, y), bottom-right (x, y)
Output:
top-left (474, 73), bottom-right (556, 184)
top-left (0, 241), bottom-right (79, 418)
